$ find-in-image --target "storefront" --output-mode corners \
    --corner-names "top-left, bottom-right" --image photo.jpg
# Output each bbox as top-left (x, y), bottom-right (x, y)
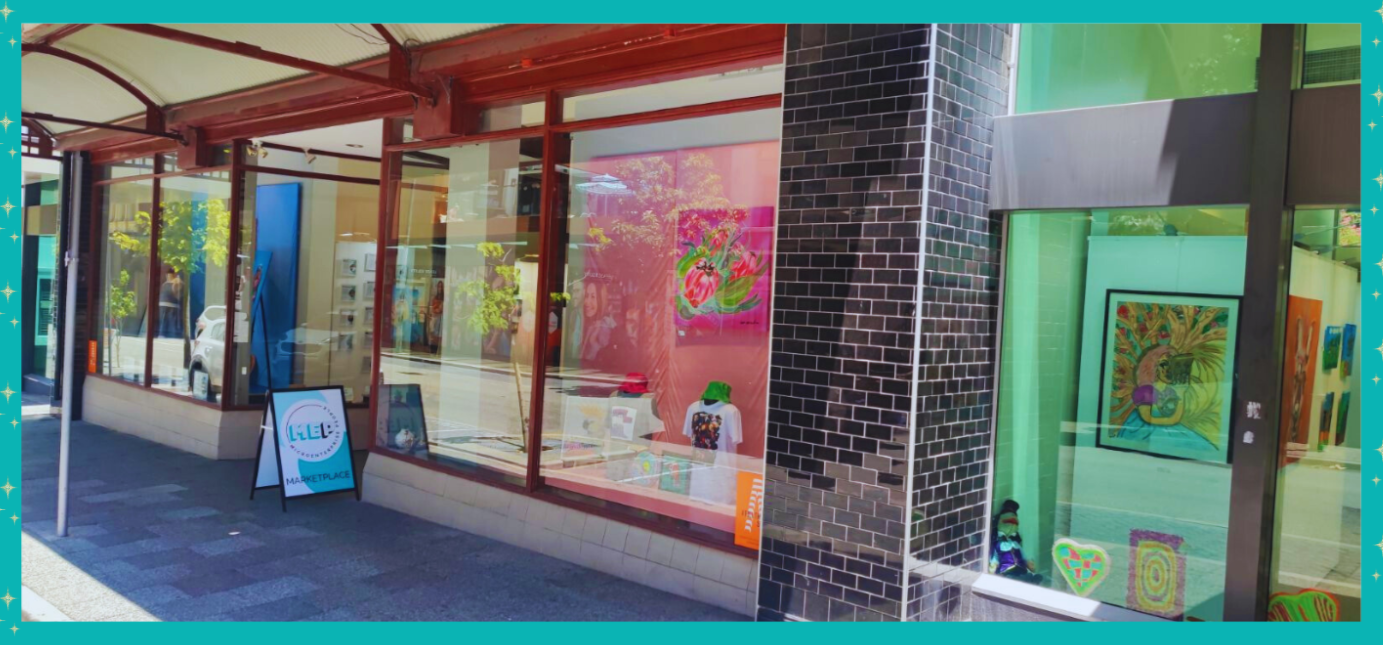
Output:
top-left (22, 22), bottom-right (1361, 621)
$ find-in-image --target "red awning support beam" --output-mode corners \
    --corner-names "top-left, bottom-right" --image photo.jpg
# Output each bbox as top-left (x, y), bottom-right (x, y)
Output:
top-left (105, 23), bottom-right (435, 104)
top-left (371, 24), bottom-right (415, 98)
top-left (23, 112), bottom-right (186, 144)
top-left (21, 24), bottom-right (91, 56)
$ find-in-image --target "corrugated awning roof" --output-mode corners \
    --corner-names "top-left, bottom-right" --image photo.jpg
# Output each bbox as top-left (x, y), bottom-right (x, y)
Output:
top-left (21, 24), bottom-right (500, 134)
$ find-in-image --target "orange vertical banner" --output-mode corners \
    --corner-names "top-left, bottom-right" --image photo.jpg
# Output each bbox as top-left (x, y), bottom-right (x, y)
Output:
top-left (734, 471), bottom-right (764, 550)
top-left (87, 340), bottom-right (98, 374)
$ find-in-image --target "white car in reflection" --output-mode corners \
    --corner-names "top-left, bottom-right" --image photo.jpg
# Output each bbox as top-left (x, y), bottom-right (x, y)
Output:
top-left (188, 318), bottom-right (225, 398)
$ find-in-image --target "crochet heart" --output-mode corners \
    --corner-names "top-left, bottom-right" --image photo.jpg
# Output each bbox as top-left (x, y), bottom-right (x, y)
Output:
top-left (1053, 538), bottom-right (1109, 597)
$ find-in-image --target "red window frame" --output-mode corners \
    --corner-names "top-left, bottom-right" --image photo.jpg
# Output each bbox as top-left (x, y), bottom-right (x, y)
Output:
top-left (371, 62), bottom-right (785, 556)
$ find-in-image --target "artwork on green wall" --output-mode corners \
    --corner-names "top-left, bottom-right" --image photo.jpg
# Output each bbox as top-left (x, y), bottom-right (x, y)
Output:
top-left (1333, 392), bottom-right (1351, 447)
top-left (1321, 326), bottom-right (1342, 371)
top-left (1098, 291), bottom-right (1240, 463)
top-left (1317, 392), bottom-right (1334, 452)
top-left (1339, 324), bottom-right (1356, 377)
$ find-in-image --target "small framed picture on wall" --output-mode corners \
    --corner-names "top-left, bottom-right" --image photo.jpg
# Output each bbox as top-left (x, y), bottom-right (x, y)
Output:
top-left (365, 253), bottom-right (377, 272)
top-left (339, 309), bottom-right (356, 327)
top-left (340, 284), bottom-right (357, 303)
top-left (340, 258), bottom-right (359, 278)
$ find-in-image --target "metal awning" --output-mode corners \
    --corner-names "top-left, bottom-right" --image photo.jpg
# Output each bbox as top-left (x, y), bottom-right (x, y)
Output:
top-left (21, 23), bottom-right (500, 135)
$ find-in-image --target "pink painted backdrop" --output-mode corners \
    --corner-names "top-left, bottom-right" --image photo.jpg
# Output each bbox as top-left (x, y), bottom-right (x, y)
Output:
top-left (562, 140), bottom-right (778, 457)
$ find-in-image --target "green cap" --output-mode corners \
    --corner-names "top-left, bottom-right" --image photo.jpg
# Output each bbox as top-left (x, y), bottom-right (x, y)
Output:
top-left (701, 381), bottom-right (732, 404)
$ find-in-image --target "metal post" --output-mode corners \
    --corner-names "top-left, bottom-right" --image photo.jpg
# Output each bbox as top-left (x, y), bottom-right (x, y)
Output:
top-left (56, 154), bottom-right (85, 537)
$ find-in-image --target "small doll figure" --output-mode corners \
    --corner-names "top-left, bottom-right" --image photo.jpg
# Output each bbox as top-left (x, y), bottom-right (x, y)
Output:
top-left (989, 499), bottom-right (1043, 584)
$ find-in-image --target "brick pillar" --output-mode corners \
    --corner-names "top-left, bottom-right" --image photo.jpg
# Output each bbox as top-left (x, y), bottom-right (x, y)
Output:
top-left (904, 23), bottom-right (1012, 623)
top-left (759, 24), bottom-right (1012, 623)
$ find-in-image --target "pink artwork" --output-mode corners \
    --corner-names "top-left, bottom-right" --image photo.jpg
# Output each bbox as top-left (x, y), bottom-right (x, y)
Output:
top-left (674, 206), bottom-right (773, 343)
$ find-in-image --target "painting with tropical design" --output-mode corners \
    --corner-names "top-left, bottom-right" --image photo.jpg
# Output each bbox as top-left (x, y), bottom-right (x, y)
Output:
top-left (1099, 292), bottom-right (1239, 463)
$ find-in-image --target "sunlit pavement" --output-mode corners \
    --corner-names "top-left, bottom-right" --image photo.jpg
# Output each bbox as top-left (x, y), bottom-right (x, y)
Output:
top-left (20, 416), bottom-right (745, 622)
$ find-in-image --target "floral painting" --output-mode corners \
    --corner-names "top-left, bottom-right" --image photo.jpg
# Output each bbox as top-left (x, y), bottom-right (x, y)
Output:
top-left (674, 207), bottom-right (773, 342)
top-left (1099, 291), bottom-right (1239, 463)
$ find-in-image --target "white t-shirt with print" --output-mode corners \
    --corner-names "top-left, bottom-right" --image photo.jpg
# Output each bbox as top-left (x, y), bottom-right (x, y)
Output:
top-left (681, 400), bottom-right (743, 505)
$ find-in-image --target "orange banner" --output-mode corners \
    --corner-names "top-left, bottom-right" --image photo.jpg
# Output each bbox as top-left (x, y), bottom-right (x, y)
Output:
top-left (734, 471), bottom-right (764, 550)
top-left (87, 340), bottom-right (97, 374)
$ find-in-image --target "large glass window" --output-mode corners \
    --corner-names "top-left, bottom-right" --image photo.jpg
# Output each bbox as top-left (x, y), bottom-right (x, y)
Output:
top-left (376, 138), bottom-right (543, 484)
top-left (990, 207), bottom-right (1248, 621)
top-left (562, 65), bottom-right (784, 121)
top-left (537, 108), bottom-right (780, 542)
top-left (1016, 25), bottom-right (1262, 113)
top-left (230, 153), bottom-right (381, 406)
top-left (22, 156), bottom-right (62, 380)
top-left (149, 171), bottom-right (233, 402)
top-left (96, 179), bottom-right (156, 384)
top-left (1268, 206), bottom-right (1361, 622)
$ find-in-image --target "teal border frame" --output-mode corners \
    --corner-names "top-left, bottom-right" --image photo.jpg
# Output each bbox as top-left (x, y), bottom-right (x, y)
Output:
top-left (4, 3), bottom-right (1371, 635)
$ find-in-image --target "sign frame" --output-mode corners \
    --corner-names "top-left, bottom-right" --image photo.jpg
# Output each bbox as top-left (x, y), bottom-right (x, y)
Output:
top-left (250, 385), bottom-right (361, 511)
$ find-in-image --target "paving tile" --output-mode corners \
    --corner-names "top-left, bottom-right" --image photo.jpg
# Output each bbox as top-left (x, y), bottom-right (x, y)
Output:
top-left (22, 417), bottom-right (746, 622)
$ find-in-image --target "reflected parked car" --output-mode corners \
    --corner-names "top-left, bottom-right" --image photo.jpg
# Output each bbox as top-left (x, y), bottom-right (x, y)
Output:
top-left (196, 305), bottom-right (226, 335)
top-left (188, 318), bottom-right (225, 397)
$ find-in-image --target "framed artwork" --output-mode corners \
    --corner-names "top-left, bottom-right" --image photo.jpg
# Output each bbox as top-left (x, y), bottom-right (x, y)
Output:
top-left (339, 309), bottom-right (356, 327)
top-left (1317, 392), bottom-right (1334, 452)
top-left (1098, 291), bottom-right (1239, 463)
top-left (1334, 392), bottom-right (1351, 447)
top-left (1340, 324), bottom-right (1356, 377)
top-left (365, 253), bottom-right (377, 272)
top-left (1279, 296), bottom-right (1322, 466)
top-left (340, 258), bottom-right (359, 278)
top-left (364, 281), bottom-right (376, 300)
top-left (339, 284), bottom-right (357, 304)
top-left (1321, 326), bottom-right (1342, 371)
top-left (337, 332), bottom-right (355, 352)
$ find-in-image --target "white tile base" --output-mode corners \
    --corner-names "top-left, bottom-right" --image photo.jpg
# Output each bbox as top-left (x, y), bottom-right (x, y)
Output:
top-left (362, 452), bottom-right (759, 617)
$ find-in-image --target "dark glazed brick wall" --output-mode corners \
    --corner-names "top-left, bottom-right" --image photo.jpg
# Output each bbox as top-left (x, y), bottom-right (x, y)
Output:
top-left (758, 23), bottom-right (931, 623)
top-left (905, 23), bottom-right (1011, 623)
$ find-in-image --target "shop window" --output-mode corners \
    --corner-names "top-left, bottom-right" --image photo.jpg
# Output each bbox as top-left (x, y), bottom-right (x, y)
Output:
top-left (229, 163), bottom-right (381, 407)
top-left (376, 137), bottom-right (544, 485)
top-left (245, 142), bottom-right (381, 180)
top-left (399, 99), bottom-right (545, 143)
top-left (149, 171), bottom-right (233, 402)
top-left (163, 146), bottom-right (233, 173)
top-left (1302, 25), bottom-right (1361, 88)
top-left (97, 156), bottom-right (156, 180)
top-left (537, 109), bottom-right (780, 543)
top-left (1268, 206), bottom-right (1361, 622)
top-left (989, 207), bottom-right (1248, 621)
top-left (22, 156), bottom-right (62, 380)
top-left (561, 65), bottom-right (784, 122)
top-left (96, 179), bottom-right (155, 384)
top-left (1015, 25), bottom-right (1262, 114)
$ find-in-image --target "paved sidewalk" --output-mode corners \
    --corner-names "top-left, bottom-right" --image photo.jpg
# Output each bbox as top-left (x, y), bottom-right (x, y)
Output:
top-left (21, 417), bottom-right (745, 622)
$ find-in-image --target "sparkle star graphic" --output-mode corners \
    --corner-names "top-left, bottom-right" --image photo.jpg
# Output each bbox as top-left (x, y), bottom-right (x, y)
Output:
top-left (1375, 476), bottom-right (1381, 485)
top-left (0, 284), bottom-right (11, 301)
top-left (1374, 375), bottom-right (1380, 384)
top-left (9, 234), bottom-right (18, 243)
top-left (1, 199), bottom-right (13, 215)
top-left (0, 114), bottom-right (10, 133)
top-left (9, 515), bottom-right (16, 525)
top-left (1374, 171), bottom-right (1383, 188)
top-left (1374, 291), bottom-right (1380, 299)
top-left (1, 591), bottom-right (13, 609)
top-left (9, 420), bottom-right (16, 430)
top-left (1371, 121), bottom-right (1378, 131)
top-left (0, 481), bottom-right (12, 498)
top-left (0, 384), bottom-right (13, 403)
top-left (0, 4), bottom-right (10, 21)
top-left (10, 318), bottom-right (18, 328)
top-left (1375, 38), bottom-right (1381, 47)
top-left (1373, 205), bottom-right (1380, 216)
top-left (1377, 440), bottom-right (1383, 461)
top-left (1375, 572), bottom-right (1381, 582)
top-left (1376, 537), bottom-right (1383, 557)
